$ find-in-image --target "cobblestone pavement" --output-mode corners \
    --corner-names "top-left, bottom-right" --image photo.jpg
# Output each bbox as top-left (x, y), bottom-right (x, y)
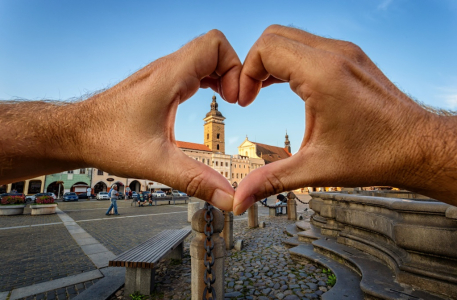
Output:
top-left (78, 208), bottom-right (190, 255)
top-left (0, 224), bottom-right (96, 292)
top-left (109, 204), bottom-right (331, 299)
top-left (1, 195), bottom-right (313, 300)
top-left (0, 209), bottom-right (61, 228)
top-left (64, 202), bottom-right (188, 222)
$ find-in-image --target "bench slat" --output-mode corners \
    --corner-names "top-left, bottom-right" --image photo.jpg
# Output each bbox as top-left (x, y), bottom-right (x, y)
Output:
top-left (119, 230), bottom-right (182, 263)
top-left (131, 230), bottom-right (189, 265)
top-left (109, 228), bottom-right (191, 269)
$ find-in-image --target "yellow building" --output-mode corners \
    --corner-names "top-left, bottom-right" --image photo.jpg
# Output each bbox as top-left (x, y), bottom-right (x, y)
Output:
top-left (1, 175), bottom-right (46, 194)
top-left (238, 135), bottom-right (292, 164)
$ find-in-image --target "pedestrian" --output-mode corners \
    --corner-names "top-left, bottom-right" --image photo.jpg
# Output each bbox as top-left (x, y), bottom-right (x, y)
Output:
top-left (105, 185), bottom-right (120, 215)
top-left (261, 197), bottom-right (268, 205)
top-left (275, 194), bottom-right (287, 215)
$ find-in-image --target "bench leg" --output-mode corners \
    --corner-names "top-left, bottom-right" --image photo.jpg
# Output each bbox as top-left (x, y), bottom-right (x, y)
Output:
top-left (125, 267), bottom-right (155, 296)
top-left (166, 242), bottom-right (183, 260)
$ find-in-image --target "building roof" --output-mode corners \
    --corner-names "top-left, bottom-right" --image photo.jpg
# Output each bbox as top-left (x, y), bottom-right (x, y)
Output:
top-left (253, 142), bottom-right (292, 164)
top-left (176, 141), bottom-right (212, 152)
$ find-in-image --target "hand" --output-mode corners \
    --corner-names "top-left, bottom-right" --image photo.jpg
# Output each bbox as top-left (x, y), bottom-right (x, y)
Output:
top-left (80, 30), bottom-right (243, 210)
top-left (233, 25), bottom-right (456, 214)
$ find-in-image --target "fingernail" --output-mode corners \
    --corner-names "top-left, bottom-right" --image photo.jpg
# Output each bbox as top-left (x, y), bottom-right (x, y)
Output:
top-left (211, 189), bottom-right (234, 211)
top-left (234, 195), bottom-right (256, 215)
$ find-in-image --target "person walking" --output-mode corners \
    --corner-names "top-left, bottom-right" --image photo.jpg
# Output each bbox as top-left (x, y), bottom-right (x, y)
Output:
top-left (105, 185), bottom-right (120, 215)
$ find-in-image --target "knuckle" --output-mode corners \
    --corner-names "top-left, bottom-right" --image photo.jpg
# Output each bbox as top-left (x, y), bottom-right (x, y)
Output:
top-left (263, 172), bottom-right (285, 196)
top-left (342, 41), bottom-right (367, 64)
top-left (263, 24), bottom-right (284, 35)
top-left (206, 29), bottom-right (225, 41)
top-left (258, 33), bottom-right (278, 49)
top-left (183, 169), bottom-right (206, 197)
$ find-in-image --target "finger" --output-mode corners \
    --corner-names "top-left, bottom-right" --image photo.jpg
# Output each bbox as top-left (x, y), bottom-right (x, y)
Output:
top-left (239, 33), bottom-right (326, 106)
top-left (174, 29), bottom-right (242, 104)
top-left (261, 25), bottom-right (398, 94)
top-left (162, 145), bottom-right (234, 211)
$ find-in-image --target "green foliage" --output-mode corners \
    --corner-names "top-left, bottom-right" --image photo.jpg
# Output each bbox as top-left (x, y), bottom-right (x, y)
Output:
top-left (327, 274), bottom-right (337, 286)
top-left (323, 268), bottom-right (331, 274)
top-left (130, 291), bottom-right (147, 300)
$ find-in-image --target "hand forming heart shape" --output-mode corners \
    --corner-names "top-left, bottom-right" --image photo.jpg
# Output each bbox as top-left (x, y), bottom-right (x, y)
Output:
top-left (4, 25), bottom-right (451, 212)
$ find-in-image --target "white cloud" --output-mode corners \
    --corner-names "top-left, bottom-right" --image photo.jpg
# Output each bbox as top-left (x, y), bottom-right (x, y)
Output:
top-left (228, 136), bottom-right (239, 145)
top-left (445, 94), bottom-right (457, 109)
top-left (378, 0), bottom-right (393, 10)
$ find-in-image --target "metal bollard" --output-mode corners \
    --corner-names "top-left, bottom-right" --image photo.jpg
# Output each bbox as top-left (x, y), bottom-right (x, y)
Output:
top-left (190, 206), bottom-right (225, 300)
top-left (221, 211), bottom-right (234, 250)
top-left (248, 202), bottom-right (259, 228)
top-left (287, 192), bottom-right (297, 220)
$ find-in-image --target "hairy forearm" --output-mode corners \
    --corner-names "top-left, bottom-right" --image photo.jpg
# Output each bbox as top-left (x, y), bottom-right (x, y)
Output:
top-left (0, 101), bottom-right (85, 184)
top-left (397, 112), bottom-right (457, 205)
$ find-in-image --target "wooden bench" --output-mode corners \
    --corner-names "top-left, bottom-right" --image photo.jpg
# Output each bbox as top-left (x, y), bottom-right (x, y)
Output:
top-left (109, 228), bottom-right (191, 295)
top-left (269, 204), bottom-right (288, 216)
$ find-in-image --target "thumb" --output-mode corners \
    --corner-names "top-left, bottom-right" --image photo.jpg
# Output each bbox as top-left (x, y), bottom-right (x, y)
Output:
top-left (233, 150), bottom-right (316, 215)
top-left (163, 146), bottom-right (234, 211)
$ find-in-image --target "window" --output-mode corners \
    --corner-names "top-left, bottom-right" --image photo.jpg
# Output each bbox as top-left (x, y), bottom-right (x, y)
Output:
top-left (207, 133), bottom-right (209, 140)
top-left (241, 174), bottom-right (243, 179)
top-left (236, 173), bottom-right (239, 179)
top-left (225, 172), bottom-right (228, 177)
top-left (216, 161), bottom-right (218, 166)
top-left (221, 171), bottom-right (223, 175)
top-left (80, 169), bottom-right (85, 174)
top-left (202, 159), bottom-right (205, 164)
top-left (217, 144), bottom-right (219, 150)
top-left (244, 165), bottom-right (246, 168)
top-left (97, 170), bottom-right (103, 175)
top-left (245, 151), bottom-right (248, 156)
top-left (225, 162), bottom-right (228, 167)
top-left (232, 173), bottom-right (234, 178)
top-left (67, 170), bottom-right (73, 174)
top-left (217, 133), bottom-right (220, 139)
top-left (239, 164), bottom-right (241, 168)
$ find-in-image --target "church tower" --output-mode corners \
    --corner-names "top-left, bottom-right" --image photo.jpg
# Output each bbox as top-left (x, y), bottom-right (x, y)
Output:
top-left (285, 130), bottom-right (291, 153)
top-left (203, 95), bottom-right (226, 153)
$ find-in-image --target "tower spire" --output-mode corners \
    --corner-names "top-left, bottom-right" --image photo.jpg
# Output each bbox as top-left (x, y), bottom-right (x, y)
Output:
top-left (285, 130), bottom-right (291, 153)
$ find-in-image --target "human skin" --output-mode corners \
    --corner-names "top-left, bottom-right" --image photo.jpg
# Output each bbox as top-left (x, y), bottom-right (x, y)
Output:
top-left (0, 30), bottom-right (240, 211)
top-left (233, 25), bottom-right (457, 214)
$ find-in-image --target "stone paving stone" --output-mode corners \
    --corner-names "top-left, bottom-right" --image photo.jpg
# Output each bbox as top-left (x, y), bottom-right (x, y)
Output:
top-left (17, 278), bottom-right (100, 300)
top-left (0, 224), bottom-right (96, 292)
top-left (108, 205), bottom-right (332, 300)
top-left (0, 210), bottom-right (61, 228)
top-left (78, 210), bottom-right (190, 255)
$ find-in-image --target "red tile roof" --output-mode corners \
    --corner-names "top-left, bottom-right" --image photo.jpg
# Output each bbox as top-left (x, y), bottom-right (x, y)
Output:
top-left (176, 141), bottom-right (212, 152)
top-left (253, 142), bottom-right (292, 164)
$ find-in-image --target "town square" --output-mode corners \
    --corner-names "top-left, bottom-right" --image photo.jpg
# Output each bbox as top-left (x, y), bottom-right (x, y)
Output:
top-left (1, 1), bottom-right (457, 300)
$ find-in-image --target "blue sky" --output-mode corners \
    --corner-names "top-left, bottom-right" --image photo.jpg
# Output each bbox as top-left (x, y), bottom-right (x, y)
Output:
top-left (1, 0), bottom-right (456, 155)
